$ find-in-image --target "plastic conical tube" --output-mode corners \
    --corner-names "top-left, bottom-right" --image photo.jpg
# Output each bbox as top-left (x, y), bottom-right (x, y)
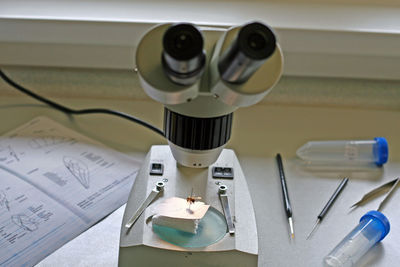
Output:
top-left (296, 137), bottom-right (388, 166)
top-left (324, 210), bottom-right (390, 267)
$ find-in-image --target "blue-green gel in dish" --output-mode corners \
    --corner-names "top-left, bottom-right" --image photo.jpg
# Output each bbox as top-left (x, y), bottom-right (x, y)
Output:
top-left (152, 207), bottom-right (228, 248)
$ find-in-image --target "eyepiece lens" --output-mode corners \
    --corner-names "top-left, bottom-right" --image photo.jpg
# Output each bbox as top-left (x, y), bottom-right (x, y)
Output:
top-left (238, 22), bottom-right (276, 60)
top-left (163, 24), bottom-right (203, 61)
top-left (174, 33), bottom-right (193, 51)
top-left (248, 32), bottom-right (267, 51)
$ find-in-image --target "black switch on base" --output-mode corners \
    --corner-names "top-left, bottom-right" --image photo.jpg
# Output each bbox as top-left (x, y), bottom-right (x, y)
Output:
top-left (212, 167), bottom-right (234, 179)
top-left (150, 163), bottom-right (164, 176)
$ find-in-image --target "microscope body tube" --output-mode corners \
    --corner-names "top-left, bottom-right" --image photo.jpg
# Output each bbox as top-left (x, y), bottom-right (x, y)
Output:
top-left (218, 22), bottom-right (277, 84)
top-left (161, 23), bottom-right (206, 86)
top-left (163, 52), bottom-right (204, 75)
top-left (218, 43), bottom-right (265, 84)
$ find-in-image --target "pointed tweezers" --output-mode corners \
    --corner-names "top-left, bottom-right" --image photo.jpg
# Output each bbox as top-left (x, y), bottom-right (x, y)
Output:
top-left (350, 177), bottom-right (400, 211)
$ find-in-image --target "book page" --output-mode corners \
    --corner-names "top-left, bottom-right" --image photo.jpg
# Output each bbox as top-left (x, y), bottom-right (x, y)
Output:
top-left (0, 117), bottom-right (141, 266)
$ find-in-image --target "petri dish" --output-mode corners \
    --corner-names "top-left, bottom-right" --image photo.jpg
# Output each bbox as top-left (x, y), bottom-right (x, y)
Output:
top-left (152, 207), bottom-right (227, 248)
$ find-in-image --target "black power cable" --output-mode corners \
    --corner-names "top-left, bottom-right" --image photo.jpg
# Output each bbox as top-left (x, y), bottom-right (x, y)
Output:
top-left (0, 69), bottom-right (165, 138)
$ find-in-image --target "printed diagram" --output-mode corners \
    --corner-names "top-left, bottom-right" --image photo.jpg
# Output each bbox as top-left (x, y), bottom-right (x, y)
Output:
top-left (63, 156), bottom-right (90, 189)
top-left (27, 128), bottom-right (75, 151)
top-left (0, 145), bottom-right (20, 163)
top-left (29, 135), bottom-right (74, 150)
top-left (11, 214), bottom-right (39, 232)
top-left (0, 190), bottom-right (10, 211)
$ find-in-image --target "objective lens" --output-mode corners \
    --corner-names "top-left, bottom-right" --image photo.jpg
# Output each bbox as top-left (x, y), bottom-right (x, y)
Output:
top-left (218, 22), bottom-right (276, 84)
top-left (162, 23), bottom-right (206, 85)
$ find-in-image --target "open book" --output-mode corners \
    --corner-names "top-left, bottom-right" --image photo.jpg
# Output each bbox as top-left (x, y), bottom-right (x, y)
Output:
top-left (0, 117), bottom-right (141, 266)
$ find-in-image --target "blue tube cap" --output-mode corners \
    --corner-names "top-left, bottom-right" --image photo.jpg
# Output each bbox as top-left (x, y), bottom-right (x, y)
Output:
top-left (360, 210), bottom-right (390, 242)
top-left (373, 137), bottom-right (389, 166)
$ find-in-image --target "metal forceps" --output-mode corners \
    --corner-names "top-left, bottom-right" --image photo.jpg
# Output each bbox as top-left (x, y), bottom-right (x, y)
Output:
top-left (350, 177), bottom-right (400, 212)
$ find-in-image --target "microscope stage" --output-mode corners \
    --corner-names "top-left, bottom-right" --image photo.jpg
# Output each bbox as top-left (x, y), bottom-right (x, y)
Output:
top-left (119, 145), bottom-right (258, 266)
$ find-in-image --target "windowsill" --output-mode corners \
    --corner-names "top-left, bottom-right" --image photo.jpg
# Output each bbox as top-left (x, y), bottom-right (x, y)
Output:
top-left (1, 0), bottom-right (400, 80)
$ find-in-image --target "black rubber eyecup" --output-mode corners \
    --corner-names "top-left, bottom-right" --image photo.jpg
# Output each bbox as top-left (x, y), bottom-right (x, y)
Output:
top-left (163, 23), bottom-right (204, 61)
top-left (237, 22), bottom-right (276, 60)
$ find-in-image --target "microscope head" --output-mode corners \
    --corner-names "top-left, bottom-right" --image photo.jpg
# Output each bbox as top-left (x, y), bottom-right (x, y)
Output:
top-left (135, 22), bottom-right (283, 168)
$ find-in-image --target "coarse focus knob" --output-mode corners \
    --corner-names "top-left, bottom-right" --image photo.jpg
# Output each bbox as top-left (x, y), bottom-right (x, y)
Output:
top-left (164, 108), bottom-right (233, 150)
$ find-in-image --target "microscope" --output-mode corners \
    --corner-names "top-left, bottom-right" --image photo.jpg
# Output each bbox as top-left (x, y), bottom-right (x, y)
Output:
top-left (119, 21), bottom-right (283, 266)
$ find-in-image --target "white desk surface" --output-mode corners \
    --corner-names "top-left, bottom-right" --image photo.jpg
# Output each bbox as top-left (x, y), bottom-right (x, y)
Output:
top-left (0, 96), bottom-right (399, 267)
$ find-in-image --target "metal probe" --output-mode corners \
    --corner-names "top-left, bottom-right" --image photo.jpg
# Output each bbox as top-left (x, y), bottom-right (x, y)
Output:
top-left (306, 177), bottom-right (349, 240)
top-left (275, 154), bottom-right (294, 239)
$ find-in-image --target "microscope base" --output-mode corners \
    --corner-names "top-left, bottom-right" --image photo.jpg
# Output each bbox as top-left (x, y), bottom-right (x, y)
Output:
top-left (119, 145), bottom-right (258, 267)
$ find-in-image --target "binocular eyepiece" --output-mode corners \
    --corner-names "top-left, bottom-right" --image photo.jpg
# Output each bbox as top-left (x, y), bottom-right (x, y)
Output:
top-left (162, 22), bottom-right (277, 85)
